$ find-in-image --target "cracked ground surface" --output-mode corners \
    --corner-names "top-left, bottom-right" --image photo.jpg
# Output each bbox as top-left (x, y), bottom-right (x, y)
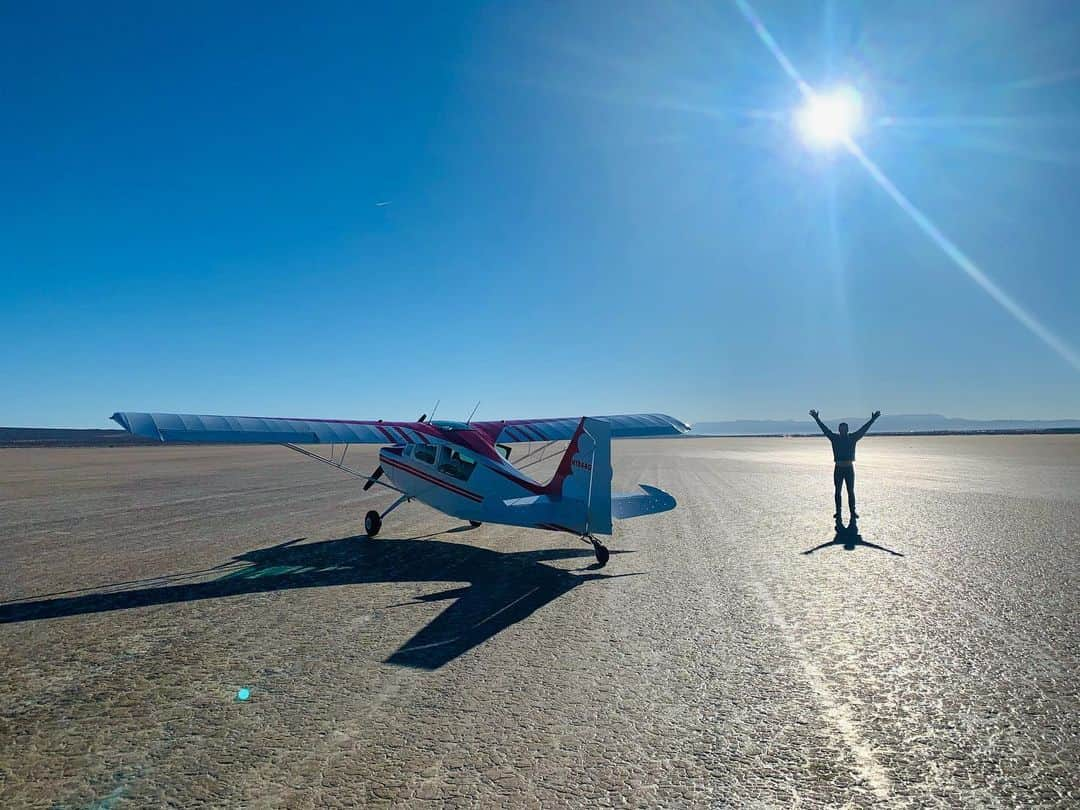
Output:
top-left (1, 436), bottom-right (1078, 807)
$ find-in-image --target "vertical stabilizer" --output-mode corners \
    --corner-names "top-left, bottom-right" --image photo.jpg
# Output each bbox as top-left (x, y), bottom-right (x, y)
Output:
top-left (544, 417), bottom-right (613, 535)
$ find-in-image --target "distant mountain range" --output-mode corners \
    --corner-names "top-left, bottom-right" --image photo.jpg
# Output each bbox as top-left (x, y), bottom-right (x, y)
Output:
top-left (691, 414), bottom-right (1080, 436)
top-left (0, 427), bottom-right (155, 447)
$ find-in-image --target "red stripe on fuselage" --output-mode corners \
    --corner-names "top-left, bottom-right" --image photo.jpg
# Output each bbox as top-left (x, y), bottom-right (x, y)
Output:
top-left (488, 464), bottom-right (546, 495)
top-left (381, 456), bottom-right (484, 502)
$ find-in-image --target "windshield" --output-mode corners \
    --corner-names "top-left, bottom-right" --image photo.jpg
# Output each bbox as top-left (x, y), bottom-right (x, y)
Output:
top-left (430, 420), bottom-right (471, 431)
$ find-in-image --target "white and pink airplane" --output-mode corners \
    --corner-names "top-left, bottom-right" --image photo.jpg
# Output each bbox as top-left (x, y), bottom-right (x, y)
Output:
top-left (111, 410), bottom-right (690, 566)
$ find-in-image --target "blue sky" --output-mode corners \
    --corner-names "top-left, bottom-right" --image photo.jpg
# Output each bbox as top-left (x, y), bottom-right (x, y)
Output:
top-left (3, 1), bottom-right (1080, 427)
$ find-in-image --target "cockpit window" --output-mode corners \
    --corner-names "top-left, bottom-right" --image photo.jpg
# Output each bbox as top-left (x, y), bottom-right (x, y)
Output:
top-left (431, 420), bottom-right (470, 431)
top-left (437, 447), bottom-right (477, 481)
top-left (412, 443), bottom-right (436, 465)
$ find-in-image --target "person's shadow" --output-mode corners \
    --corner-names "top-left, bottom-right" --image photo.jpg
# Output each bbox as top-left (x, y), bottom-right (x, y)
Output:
top-left (802, 521), bottom-right (904, 556)
top-left (0, 529), bottom-right (639, 669)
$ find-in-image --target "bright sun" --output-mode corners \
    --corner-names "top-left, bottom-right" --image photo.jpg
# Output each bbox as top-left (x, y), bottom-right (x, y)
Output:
top-left (795, 87), bottom-right (863, 148)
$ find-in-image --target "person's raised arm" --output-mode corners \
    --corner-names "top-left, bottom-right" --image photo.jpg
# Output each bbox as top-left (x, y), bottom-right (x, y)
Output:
top-left (809, 409), bottom-right (834, 437)
top-left (853, 410), bottom-right (881, 439)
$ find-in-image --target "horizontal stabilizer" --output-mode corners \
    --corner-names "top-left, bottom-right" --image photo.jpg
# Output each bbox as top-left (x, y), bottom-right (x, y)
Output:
top-left (505, 483), bottom-right (676, 530)
top-left (612, 485), bottom-right (677, 520)
top-left (502, 494), bottom-right (587, 530)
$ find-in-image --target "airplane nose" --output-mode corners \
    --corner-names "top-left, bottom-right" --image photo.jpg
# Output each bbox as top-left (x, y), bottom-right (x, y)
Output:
top-left (365, 447), bottom-right (395, 491)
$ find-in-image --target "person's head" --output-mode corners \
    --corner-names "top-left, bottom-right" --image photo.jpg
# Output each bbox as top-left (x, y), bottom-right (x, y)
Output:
top-left (838, 422), bottom-right (849, 436)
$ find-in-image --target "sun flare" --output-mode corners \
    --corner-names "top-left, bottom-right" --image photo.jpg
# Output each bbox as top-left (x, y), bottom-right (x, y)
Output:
top-left (795, 87), bottom-right (863, 148)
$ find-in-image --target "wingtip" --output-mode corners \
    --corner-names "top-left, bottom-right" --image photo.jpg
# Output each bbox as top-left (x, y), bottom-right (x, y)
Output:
top-left (663, 414), bottom-right (693, 434)
top-left (110, 412), bottom-right (136, 434)
top-left (639, 483), bottom-right (677, 510)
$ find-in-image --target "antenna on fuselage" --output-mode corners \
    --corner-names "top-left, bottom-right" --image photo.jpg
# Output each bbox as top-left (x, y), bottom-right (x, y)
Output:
top-left (466, 400), bottom-right (480, 424)
top-left (428, 399), bottom-right (440, 422)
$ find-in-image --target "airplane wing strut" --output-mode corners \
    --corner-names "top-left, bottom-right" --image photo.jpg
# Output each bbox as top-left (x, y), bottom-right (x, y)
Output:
top-left (280, 443), bottom-right (404, 493)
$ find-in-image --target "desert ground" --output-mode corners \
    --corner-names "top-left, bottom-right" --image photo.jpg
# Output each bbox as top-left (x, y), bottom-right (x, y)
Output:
top-left (1, 436), bottom-right (1078, 808)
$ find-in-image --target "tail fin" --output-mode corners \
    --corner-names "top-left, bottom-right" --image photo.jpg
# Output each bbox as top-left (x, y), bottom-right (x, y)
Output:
top-left (544, 417), bottom-right (612, 535)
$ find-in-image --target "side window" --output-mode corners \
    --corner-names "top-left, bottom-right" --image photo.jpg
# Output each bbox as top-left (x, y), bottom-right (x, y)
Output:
top-left (413, 443), bottom-right (436, 465)
top-left (437, 447), bottom-right (477, 481)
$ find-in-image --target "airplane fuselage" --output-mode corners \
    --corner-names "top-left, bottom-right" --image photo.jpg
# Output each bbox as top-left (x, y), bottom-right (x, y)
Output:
top-left (377, 424), bottom-right (581, 533)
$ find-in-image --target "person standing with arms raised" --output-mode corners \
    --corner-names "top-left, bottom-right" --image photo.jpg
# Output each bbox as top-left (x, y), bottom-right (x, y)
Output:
top-left (809, 409), bottom-right (881, 526)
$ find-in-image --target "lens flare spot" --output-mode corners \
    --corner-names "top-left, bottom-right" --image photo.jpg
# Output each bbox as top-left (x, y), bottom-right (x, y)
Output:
top-left (796, 87), bottom-right (863, 148)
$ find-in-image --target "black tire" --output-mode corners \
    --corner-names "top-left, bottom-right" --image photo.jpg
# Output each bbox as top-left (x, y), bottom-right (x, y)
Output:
top-left (594, 543), bottom-right (610, 567)
top-left (364, 510), bottom-right (382, 538)
top-left (469, 520), bottom-right (482, 528)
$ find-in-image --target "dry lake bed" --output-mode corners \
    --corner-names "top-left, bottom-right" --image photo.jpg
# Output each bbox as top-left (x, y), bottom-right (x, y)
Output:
top-left (1, 436), bottom-right (1078, 807)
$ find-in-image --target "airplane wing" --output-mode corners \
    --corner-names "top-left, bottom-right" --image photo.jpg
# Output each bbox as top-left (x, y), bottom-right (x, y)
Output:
top-left (473, 413), bottom-right (691, 444)
top-left (110, 411), bottom-right (433, 445)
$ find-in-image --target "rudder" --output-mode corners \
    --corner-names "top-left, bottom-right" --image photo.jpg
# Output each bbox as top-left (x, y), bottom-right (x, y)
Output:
top-left (544, 417), bottom-right (612, 535)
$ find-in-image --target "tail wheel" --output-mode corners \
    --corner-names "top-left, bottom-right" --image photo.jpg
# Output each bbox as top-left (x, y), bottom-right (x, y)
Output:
top-left (581, 533), bottom-right (611, 567)
top-left (364, 510), bottom-right (382, 538)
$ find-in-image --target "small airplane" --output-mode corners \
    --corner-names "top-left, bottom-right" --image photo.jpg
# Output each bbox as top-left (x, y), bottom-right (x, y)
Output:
top-left (110, 410), bottom-right (690, 566)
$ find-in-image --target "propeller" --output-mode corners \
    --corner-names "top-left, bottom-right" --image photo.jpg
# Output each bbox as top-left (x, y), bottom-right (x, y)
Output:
top-left (362, 465), bottom-right (384, 491)
top-left (363, 412), bottom-right (427, 491)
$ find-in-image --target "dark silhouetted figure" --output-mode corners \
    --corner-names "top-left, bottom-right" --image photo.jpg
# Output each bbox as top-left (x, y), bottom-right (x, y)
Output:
top-left (809, 409), bottom-right (881, 524)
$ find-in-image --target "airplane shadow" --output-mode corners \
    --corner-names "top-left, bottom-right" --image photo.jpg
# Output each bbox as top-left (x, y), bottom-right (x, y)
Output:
top-left (0, 531), bottom-right (637, 670)
top-left (802, 522), bottom-right (904, 557)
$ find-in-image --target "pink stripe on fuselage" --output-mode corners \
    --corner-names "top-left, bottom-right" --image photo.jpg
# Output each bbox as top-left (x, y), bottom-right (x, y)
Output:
top-left (380, 456), bottom-right (484, 502)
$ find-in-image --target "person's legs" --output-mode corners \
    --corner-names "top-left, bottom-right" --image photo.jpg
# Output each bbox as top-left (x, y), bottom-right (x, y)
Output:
top-left (833, 466), bottom-right (843, 518)
top-left (845, 466), bottom-right (857, 517)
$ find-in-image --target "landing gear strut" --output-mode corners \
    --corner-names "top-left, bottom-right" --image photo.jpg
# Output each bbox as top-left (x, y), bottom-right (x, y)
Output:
top-left (582, 534), bottom-right (609, 567)
top-left (364, 494), bottom-right (410, 538)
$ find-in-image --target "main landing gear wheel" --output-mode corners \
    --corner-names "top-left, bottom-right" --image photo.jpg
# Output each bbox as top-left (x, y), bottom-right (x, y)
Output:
top-left (469, 520), bottom-right (482, 528)
top-left (364, 510), bottom-right (382, 538)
